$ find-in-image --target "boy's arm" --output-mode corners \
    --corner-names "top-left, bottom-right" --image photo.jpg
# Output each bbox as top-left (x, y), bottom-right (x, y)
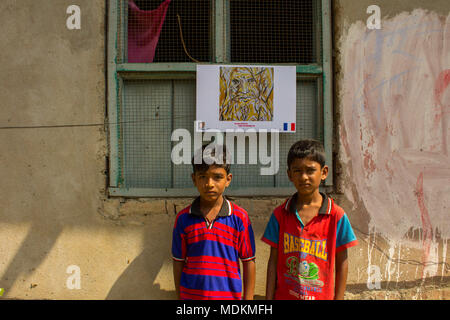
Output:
top-left (242, 259), bottom-right (256, 300)
top-left (265, 246), bottom-right (278, 300)
top-left (334, 248), bottom-right (348, 300)
top-left (172, 260), bottom-right (185, 300)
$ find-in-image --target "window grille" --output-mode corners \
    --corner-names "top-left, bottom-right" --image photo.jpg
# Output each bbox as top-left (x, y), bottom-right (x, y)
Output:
top-left (108, 0), bottom-right (332, 196)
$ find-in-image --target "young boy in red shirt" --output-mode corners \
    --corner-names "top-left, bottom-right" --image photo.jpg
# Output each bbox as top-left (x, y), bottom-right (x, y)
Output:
top-left (262, 139), bottom-right (358, 300)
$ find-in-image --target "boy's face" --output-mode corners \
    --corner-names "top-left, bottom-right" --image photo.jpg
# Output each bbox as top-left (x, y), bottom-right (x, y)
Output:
top-left (287, 158), bottom-right (328, 197)
top-left (191, 166), bottom-right (232, 203)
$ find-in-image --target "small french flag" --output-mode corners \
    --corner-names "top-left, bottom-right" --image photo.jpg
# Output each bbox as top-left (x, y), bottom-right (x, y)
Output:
top-left (283, 122), bottom-right (296, 132)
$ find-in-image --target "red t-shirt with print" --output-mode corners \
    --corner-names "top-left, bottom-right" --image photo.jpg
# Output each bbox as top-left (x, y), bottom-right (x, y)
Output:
top-left (261, 193), bottom-right (358, 300)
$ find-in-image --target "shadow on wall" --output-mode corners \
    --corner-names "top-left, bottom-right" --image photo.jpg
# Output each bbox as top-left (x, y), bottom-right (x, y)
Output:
top-left (106, 214), bottom-right (176, 300)
top-left (0, 221), bottom-right (63, 299)
top-left (106, 249), bottom-right (175, 299)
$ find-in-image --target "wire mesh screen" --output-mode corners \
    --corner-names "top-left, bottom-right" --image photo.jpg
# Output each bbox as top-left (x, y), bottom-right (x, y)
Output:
top-left (118, 0), bottom-right (320, 64)
top-left (121, 80), bottom-right (174, 188)
top-left (119, 79), bottom-right (321, 189)
top-left (229, 0), bottom-right (320, 64)
top-left (115, 0), bottom-right (324, 192)
top-left (119, 0), bottom-right (211, 63)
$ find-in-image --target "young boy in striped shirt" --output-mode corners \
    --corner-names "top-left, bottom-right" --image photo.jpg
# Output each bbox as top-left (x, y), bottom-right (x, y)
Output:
top-left (172, 144), bottom-right (256, 300)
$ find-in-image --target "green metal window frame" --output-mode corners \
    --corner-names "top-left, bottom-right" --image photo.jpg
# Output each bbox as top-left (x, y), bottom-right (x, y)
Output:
top-left (107, 0), bottom-right (333, 197)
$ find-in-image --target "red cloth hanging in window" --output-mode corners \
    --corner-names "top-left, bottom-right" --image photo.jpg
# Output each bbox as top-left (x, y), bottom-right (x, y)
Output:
top-left (127, 0), bottom-right (171, 63)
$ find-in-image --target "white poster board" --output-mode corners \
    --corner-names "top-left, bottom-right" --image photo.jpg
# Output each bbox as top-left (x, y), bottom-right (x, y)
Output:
top-left (196, 65), bottom-right (296, 132)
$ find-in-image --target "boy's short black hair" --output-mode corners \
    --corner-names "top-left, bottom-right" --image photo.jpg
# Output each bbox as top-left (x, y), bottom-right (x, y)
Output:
top-left (192, 143), bottom-right (231, 174)
top-left (287, 139), bottom-right (326, 169)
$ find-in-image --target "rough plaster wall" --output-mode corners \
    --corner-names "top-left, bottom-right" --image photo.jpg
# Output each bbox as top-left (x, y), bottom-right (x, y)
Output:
top-left (0, 0), bottom-right (111, 299)
top-left (335, 0), bottom-right (450, 291)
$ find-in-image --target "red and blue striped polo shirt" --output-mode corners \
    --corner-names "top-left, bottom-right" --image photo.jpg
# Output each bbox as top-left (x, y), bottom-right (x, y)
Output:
top-left (172, 197), bottom-right (256, 300)
top-left (262, 192), bottom-right (358, 300)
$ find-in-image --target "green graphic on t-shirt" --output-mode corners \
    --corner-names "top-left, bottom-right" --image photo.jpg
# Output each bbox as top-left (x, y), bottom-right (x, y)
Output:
top-left (286, 257), bottom-right (324, 288)
top-left (299, 260), bottom-right (319, 279)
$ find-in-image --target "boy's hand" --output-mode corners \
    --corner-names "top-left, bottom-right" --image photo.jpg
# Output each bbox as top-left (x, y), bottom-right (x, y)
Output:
top-left (334, 249), bottom-right (348, 300)
top-left (242, 259), bottom-right (256, 300)
top-left (173, 260), bottom-right (185, 300)
top-left (265, 246), bottom-right (278, 300)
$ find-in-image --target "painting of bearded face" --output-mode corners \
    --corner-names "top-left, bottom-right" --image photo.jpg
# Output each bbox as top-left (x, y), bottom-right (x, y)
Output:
top-left (219, 67), bottom-right (274, 121)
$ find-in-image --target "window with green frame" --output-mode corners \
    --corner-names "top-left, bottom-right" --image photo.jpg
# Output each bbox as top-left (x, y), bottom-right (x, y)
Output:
top-left (107, 0), bottom-right (333, 197)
